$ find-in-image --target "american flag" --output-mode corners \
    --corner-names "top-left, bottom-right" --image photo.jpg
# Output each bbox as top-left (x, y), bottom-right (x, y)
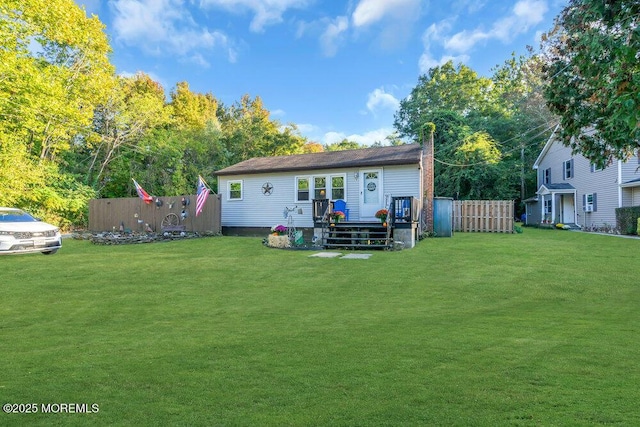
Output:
top-left (196, 175), bottom-right (210, 216)
top-left (132, 179), bottom-right (153, 204)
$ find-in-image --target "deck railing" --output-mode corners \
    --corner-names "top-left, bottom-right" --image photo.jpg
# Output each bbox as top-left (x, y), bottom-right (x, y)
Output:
top-left (390, 196), bottom-right (419, 223)
top-left (313, 196), bottom-right (420, 224)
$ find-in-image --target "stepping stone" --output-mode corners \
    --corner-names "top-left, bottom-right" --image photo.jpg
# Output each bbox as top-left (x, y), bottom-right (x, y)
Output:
top-left (308, 252), bottom-right (343, 258)
top-left (340, 253), bottom-right (372, 259)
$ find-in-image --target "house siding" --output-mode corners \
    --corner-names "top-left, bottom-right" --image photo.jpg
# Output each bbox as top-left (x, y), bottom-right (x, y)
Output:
top-left (383, 165), bottom-right (422, 204)
top-left (218, 164), bottom-right (420, 230)
top-left (532, 136), bottom-right (640, 229)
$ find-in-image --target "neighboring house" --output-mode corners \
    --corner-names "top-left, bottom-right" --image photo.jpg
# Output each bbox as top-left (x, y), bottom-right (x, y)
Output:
top-left (525, 128), bottom-right (640, 229)
top-left (215, 144), bottom-right (426, 243)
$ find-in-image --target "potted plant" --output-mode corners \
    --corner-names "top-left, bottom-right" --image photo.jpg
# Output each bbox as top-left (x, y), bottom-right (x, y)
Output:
top-left (271, 224), bottom-right (287, 235)
top-left (331, 211), bottom-right (346, 223)
top-left (375, 209), bottom-right (388, 224)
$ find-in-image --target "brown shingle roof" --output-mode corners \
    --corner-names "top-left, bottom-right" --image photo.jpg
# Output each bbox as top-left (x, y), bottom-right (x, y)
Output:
top-left (215, 144), bottom-right (423, 176)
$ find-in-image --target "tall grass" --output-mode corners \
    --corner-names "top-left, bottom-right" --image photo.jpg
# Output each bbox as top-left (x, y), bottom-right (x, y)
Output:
top-left (1, 229), bottom-right (638, 425)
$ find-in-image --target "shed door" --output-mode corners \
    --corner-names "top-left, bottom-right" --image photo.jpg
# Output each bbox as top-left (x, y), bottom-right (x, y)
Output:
top-left (359, 169), bottom-right (383, 220)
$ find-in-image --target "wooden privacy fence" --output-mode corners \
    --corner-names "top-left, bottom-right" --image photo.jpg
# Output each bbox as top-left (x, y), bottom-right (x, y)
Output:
top-left (89, 194), bottom-right (221, 233)
top-left (453, 200), bottom-right (514, 233)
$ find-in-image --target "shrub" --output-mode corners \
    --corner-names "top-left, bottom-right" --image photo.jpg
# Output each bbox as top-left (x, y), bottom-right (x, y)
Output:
top-left (615, 206), bottom-right (640, 235)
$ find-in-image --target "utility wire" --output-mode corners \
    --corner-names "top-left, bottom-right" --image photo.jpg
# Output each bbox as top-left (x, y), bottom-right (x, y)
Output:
top-left (434, 122), bottom-right (558, 168)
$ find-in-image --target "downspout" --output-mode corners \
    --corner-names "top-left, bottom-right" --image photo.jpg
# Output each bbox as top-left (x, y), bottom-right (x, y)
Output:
top-left (618, 160), bottom-right (623, 207)
top-left (573, 189), bottom-right (578, 227)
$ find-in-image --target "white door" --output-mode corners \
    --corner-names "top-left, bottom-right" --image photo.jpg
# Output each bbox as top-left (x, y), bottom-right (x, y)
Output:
top-left (359, 169), bottom-right (383, 219)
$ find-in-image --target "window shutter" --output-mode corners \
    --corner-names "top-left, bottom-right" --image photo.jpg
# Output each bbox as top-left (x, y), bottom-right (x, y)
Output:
top-left (570, 159), bottom-right (574, 178)
top-left (582, 194), bottom-right (586, 209)
top-left (593, 193), bottom-right (597, 212)
top-left (563, 162), bottom-right (566, 180)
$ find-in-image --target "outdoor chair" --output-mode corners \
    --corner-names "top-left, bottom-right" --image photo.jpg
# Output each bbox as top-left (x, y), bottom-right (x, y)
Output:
top-left (333, 199), bottom-right (349, 221)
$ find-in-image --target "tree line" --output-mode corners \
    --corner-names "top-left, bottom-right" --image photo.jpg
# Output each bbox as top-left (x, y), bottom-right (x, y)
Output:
top-left (1, 0), bottom-right (636, 227)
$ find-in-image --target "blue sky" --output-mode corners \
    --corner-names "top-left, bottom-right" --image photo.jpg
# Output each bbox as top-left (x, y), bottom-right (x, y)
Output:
top-left (76, 0), bottom-right (566, 146)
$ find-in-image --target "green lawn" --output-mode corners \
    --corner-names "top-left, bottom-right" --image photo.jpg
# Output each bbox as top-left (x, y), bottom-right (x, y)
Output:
top-left (1, 229), bottom-right (639, 426)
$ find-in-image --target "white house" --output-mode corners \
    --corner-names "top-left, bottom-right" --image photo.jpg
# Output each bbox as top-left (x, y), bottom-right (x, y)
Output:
top-left (215, 144), bottom-right (426, 245)
top-left (525, 128), bottom-right (640, 229)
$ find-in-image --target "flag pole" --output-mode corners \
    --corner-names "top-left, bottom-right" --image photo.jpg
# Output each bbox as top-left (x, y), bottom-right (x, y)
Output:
top-left (199, 175), bottom-right (214, 193)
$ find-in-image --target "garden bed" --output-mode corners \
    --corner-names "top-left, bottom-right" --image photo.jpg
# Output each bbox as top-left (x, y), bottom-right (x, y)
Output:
top-left (72, 231), bottom-right (219, 245)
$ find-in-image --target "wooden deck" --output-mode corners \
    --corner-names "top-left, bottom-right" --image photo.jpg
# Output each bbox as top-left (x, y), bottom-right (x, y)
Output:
top-left (313, 196), bottom-right (421, 250)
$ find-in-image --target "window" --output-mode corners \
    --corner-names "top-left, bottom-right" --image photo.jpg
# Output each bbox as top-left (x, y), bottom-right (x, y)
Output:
top-left (590, 163), bottom-right (602, 173)
top-left (583, 193), bottom-right (597, 212)
top-left (228, 180), bottom-right (243, 200)
top-left (544, 199), bottom-right (552, 215)
top-left (331, 176), bottom-right (345, 200)
top-left (296, 177), bottom-right (309, 201)
top-left (314, 177), bottom-right (326, 199)
top-left (308, 174), bottom-right (346, 200)
top-left (563, 159), bottom-right (573, 179)
top-left (543, 168), bottom-right (551, 185)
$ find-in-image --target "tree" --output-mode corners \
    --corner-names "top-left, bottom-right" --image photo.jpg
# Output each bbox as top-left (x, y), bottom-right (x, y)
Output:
top-left (301, 142), bottom-right (324, 153)
top-left (0, 0), bottom-right (110, 225)
top-left (170, 81), bottom-right (220, 131)
top-left (80, 73), bottom-right (169, 191)
top-left (394, 58), bottom-right (555, 204)
top-left (541, 0), bottom-right (640, 167)
top-left (324, 139), bottom-right (364, 151)
top-left (0, 0), bottom-right (114, 161)
top-left (394, 61), bottom-right (496, 141)
top-left (219, 95), bottom-right (305, 163)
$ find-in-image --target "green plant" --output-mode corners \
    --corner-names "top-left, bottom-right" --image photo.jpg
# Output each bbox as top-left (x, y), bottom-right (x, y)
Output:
top-left (615, 206), bottom-right (640, 235)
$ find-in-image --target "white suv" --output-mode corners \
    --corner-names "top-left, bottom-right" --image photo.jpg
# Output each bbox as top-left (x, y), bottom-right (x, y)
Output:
top-left (0, 207), bottom-right (62, 255)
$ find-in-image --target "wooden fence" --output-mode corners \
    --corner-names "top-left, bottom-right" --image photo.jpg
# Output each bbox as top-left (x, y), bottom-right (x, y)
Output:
top-left (453, 200), bottom-right (514, 233)
top-left (89, 194), bottom-right (221, 233)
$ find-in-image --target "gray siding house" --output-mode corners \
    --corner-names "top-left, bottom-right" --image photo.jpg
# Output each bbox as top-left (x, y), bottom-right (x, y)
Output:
top-left (215, 144), bottom-right (425, 240)
top-left (525, 128), bottom-right (640, 229)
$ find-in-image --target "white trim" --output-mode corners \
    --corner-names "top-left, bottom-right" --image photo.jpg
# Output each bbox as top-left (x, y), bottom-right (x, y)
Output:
top-left (294, 175), bottom-right (310, 203)
top-left (227, 180), bottom-right (243, 201)
top-left (359, 168), bottom-right (384, 219)
top-left (309, 173), bottom-right (347, 201)
top-left (533, 124), bottom-right (560, 169)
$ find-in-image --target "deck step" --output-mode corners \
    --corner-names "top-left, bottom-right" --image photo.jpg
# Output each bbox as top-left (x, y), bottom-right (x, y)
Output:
top-left (321, 221), bottom-right (392, 250)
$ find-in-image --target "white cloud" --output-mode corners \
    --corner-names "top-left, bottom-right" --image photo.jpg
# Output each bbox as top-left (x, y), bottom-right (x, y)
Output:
top-left (418, 0), bottom-right (548, 73)
top-left (445, 0), bottom-right (549, 53)
top-left (200, 0), bottom-right (310, 32)
top-left (366, 88), bottom-right (400, 116)
top-left (352, 0), bottom-right (420, 28)
top-left (320, 16), bottom-right (349, 57)
top-left (322, 128), bottom-right (396, 146)
top-left (351, 0), bottom-right (421, 50)
top-left (418, 20), bottom-right (469, 73)
top-left (111, 0), bottom-right (236, 67)
top-left (296, 123), bottom-right (320, 135)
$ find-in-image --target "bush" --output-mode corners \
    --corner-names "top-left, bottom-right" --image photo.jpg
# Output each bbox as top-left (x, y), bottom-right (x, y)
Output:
top-left (615, 206), bottom-right (640, 235)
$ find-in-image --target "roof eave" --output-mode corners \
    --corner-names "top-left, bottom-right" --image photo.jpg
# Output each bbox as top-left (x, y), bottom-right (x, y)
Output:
top-left (215, 158), bottom-right (421, 176)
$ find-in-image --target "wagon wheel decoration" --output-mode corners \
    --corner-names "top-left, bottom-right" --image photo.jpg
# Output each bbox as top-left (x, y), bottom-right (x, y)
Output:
top-left (161, 213), bottom-right (180, 229)
top-left (262, 182), bottom-right (273, 196)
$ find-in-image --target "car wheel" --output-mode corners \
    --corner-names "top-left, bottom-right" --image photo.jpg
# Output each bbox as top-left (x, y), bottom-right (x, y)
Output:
top-left (42, 249), bottom-right (58, 255)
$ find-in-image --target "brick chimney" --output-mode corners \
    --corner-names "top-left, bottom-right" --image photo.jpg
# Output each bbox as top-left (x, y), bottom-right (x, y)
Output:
top-left (422, 128), bottom-right (434, 233)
